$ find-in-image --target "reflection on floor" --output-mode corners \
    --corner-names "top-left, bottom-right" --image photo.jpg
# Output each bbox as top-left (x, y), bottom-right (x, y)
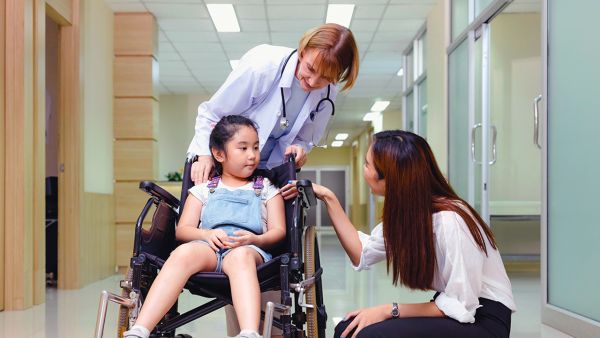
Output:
top-left (0, 233), bottom-right (573, 337)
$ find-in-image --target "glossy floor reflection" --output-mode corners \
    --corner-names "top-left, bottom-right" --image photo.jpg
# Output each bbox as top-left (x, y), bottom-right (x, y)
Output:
top-left (0, 233), bottom-right (573, 337)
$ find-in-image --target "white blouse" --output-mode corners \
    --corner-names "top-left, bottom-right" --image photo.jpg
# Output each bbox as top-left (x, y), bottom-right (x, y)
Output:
top-left (354, 211), bottom-right (516, 323)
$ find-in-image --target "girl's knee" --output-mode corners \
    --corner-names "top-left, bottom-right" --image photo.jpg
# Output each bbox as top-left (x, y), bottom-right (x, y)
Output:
top-left (166, 243), bottom-right (208, 270)
top-left (223, 247), bottom-right (259, 270)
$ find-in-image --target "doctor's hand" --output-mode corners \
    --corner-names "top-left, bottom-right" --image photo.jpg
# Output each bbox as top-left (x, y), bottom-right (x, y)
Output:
top-left (340, 304), bottom-right (391, 338)
top-left (285, 144), bottom-right (307, 168)
top-left (191, 155), bottom-right (214, 184)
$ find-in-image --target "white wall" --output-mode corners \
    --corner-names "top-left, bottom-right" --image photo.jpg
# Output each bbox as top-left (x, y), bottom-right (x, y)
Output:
top-left (82, 0), bottom-right (114, 193)
top-left (158, 94), bottom-right (209, 180)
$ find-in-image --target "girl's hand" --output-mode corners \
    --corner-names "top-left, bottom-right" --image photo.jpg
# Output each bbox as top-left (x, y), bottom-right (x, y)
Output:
top-left (227, 230), bottom-right (258, 248)
top-left (341, 304), bottom-right (391, 338)
top-left (204, 229), bottom-right (229, 251)
top-left (280, 181), bottom-right (298, 200)
top-left (191, 155), bottom-right (214, 184)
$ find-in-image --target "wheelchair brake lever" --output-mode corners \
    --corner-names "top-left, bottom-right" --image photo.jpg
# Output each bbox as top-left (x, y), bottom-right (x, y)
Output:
top-left (290, 276), bottom-right (317, 309)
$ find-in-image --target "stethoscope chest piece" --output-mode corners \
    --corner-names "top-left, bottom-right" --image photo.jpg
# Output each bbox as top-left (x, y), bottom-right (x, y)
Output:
top-left (279, 116), bottom-right (289, 129)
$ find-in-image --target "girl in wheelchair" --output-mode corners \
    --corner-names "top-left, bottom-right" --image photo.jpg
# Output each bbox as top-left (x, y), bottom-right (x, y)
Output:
top-left (125, 115), bottom-right (286, 338)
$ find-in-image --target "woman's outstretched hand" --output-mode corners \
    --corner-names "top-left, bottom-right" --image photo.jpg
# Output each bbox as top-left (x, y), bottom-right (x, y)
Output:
top-left (311, 182), bottom-right (332, 201)
top-left (341, 304), bottom-right (391, 338)
top-left (191, 155), bottom-right (214, 184)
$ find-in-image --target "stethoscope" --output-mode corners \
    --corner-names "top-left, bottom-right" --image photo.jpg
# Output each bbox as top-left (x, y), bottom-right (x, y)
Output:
top-left (279, 50), bottom-right (335, 129)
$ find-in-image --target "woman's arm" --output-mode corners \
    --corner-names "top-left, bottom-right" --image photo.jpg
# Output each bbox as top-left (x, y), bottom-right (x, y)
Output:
top-left (340, 302), bottom-right (444, 338)
top-left (312, 183), bottom-right (363, 266)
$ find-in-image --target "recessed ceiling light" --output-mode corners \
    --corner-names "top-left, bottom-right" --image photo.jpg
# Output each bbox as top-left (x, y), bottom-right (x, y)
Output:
top-left (207, 4), bottom-right (240, 32)
top-left (229, 59), bottom-right (239, 70)
top-left (335, 133), bottom-right (349, 140)
top-left (397, 68), bottom-right (404, 77)
top-left (370, 100), bottom-right (390, 112)
top-left (331, 140), bottom-right (344, 147)
top-left (363, 112), bottom-right (380, 121)
top-left (326, 4), bottom-right (355, 28)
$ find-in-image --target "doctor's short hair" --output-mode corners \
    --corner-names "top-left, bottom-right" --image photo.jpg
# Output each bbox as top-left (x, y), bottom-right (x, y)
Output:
top-left (298, 23), bottom-right (359, 92)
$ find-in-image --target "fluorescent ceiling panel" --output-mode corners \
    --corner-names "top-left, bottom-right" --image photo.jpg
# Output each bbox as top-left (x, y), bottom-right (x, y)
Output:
top-left (331, 140), bottom-right (344, 147)
top-left (335, 133), bottom-right (349, 140)
top-left (326, 4), bottom-right (355, 28)
top-left (207, 4), bottom-right (240, 32)
top-left (370, 100), bottom-right (390, 112)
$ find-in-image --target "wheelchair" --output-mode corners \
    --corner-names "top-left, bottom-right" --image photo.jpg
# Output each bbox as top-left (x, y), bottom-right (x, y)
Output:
top-left (94, 157), bottom-right (327, 338)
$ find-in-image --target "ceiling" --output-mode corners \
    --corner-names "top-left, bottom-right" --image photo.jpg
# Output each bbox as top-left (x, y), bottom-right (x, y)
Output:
top-left (104, 0), bottom-right (539, 145)
top-left (104, 0), bottom-right (439, 144)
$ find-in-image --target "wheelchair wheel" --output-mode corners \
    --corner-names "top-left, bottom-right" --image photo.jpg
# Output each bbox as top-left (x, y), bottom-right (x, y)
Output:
top-left (117, 268), bottom-right (134, 338)
top-left (303, 225), bottom-right (319, 338)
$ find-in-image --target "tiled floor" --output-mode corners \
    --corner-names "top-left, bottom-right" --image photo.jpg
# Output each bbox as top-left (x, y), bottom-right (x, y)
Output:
top-left (0, 233), bottom-right (574, 337)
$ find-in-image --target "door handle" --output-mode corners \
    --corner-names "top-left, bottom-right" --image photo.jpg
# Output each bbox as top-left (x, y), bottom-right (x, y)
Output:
top-left (471, 123), bottom-right (497, 165)
top-left (489, 125), bottom-right (497, 165)
top-left (471, 123), bottom-right (483, 164)
top-left (533, 95), bottom-right (542, 149)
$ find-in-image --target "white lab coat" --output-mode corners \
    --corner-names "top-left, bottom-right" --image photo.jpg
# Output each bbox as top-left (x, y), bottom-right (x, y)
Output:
top-left (187, 44), bottom-right (338, 168)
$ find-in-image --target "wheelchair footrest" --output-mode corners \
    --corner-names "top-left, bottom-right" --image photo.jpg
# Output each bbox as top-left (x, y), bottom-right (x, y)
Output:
top-left (94, 290), bottom-right (135, 338)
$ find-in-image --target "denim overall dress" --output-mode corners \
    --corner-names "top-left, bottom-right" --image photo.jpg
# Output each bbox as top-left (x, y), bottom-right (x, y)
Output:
top-left (198, 176), bottom-right (272, 272)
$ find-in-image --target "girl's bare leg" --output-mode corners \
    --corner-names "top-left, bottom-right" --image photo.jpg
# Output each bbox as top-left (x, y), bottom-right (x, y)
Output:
top-left (221, 247), bottom-right (263, 332)
top-left (134, 242), bottom-right (217, 330)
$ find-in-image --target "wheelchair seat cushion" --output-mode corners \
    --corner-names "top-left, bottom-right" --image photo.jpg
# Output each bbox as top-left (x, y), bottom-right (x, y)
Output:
top-left (141, 251), bottom-right (284, 301)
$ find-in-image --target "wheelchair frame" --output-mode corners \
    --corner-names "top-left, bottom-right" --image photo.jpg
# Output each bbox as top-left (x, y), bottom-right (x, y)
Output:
top-left (94, 158), bottom-right (327, 338)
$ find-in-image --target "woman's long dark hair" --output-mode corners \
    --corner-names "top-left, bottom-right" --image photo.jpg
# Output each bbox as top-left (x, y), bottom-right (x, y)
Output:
top-left (372, 130), bottom-right (497, 290)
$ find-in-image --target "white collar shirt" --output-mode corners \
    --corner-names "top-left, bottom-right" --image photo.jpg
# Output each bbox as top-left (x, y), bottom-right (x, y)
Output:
top-left (354, 210), bottom-right (516, 324)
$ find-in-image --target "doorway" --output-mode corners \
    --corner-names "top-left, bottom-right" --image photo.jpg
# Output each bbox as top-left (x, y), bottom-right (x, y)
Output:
top-left (45, 15), bottom-right (60, 286)
top-left (448, 0), bottom-right (542, 259)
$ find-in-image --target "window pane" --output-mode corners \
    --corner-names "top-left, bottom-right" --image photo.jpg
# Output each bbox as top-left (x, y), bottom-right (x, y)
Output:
top-left (448, 40), bottom-right (469, 199)
top-left (452, 0), bottom-right (469, 40)
top-left (475, 0), bottom-right (494, 17)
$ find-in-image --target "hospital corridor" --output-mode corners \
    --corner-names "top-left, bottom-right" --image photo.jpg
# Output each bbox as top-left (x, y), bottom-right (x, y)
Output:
top-left (0, 0), bottom-right (598, 337)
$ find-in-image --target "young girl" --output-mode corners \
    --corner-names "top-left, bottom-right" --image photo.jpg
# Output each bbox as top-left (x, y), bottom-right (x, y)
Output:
top-left (312, 130), bottom-right (515, 338)
top-left (125, 115), bottom-right (286, 338)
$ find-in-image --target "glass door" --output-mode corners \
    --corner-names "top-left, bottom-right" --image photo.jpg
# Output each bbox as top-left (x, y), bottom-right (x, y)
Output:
top-left (448, 26), bottom-right (489, 219)
top-left (543, 0), bottom-right (600, 335)
top-left (448, 1), bottom-right (514, 222)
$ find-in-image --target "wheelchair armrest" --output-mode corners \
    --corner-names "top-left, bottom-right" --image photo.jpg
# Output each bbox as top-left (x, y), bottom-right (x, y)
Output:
top-left (139, 181), bottom-right (180, 209)
top-left (296, 180), bottom-right (317, 208)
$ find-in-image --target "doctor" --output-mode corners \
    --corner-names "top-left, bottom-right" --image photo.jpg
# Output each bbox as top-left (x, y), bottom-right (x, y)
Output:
top-left (187, 23), bottom-right (359, 190)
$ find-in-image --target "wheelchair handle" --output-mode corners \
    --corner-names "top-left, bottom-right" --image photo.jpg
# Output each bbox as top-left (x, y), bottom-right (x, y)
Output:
top-left (296, 180), bottom-right (317, 208)
top-left (139, 181), bottom-right (180, 209)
